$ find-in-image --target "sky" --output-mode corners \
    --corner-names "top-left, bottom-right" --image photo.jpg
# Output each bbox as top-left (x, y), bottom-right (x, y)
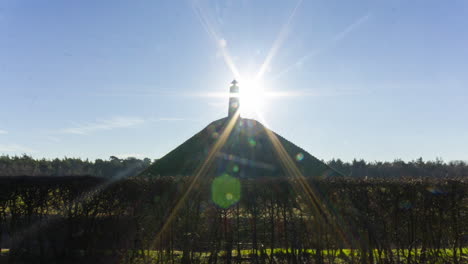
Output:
top-left (0, 0), bottom-right (467, 162)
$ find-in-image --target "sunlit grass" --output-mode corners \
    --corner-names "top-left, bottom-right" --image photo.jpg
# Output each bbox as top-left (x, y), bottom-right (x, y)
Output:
top-left (120, 247), bottom-right (468, 263)
top-left (1, 247), bottom-right (466, 263)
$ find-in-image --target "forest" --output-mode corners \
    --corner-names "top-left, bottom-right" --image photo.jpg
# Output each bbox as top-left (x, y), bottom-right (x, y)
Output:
top-left (0, 155), bottom-right (154, 178)
top-left (0, 155), bottom-right (467, 179)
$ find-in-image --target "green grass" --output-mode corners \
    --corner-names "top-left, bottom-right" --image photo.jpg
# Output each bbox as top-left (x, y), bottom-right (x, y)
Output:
top-left (0, 248), bottom-right (9, 256)
top-left (124, 247), bottom-right (467, 263)
top-left (2, 247), bottom-right (466, 263)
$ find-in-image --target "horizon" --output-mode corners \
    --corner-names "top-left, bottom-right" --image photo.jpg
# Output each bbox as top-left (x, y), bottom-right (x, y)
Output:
top-left (1, 0), bottom-right (467, 162)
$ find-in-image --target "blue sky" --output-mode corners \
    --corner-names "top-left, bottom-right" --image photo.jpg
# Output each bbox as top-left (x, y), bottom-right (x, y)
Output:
top-left (0, 0), bottom-right (467, 162)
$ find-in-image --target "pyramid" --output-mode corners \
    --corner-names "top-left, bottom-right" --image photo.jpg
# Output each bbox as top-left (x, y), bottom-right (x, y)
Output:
top-left (141, 116), bottom-right (341, 178)
top-left (141, 80), bottom-right (342, 178)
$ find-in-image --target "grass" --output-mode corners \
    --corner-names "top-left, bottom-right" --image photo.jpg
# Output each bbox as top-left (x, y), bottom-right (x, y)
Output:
top-left (2, 247), bottom-right (466, 263)
top-left (0, 248), bottom-right (9, 256)
top-left (124, 247), bottom-right (468, 263)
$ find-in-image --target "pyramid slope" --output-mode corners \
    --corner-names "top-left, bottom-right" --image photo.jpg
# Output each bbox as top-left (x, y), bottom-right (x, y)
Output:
top-left (141, 117), bottom-right (341, 178)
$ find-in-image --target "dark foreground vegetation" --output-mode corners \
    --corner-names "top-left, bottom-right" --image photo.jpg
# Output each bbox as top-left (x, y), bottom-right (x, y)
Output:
top-left (0, 176), bottom-right (466, 264)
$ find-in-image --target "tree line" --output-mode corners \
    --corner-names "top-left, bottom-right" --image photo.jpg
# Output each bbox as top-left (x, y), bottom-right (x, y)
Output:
top-left (327, 158), bottom-right (468, 178)
top-left (1, 155), bottom-right (467, 179)
top-left (0, 176), bottom-right (466, 263)
top-left (0, 155), bottom-right (154, 178)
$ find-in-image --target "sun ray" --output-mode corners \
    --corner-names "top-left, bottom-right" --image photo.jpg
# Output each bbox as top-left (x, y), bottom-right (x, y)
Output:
top-left (191, 0), bottom-right (241, 79)
top-left (255, 113), bottom-right (357, 249)
top-left (150, 110), bottom-right (241, 248)
top-left (9, 165), bottom-right (141, 249)
top-left (272, 13), bottom-right (372, 81)
top-left (255, 0), bottom-right (303, 81)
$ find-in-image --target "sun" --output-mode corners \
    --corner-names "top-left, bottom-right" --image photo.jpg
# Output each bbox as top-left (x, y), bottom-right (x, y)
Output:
top-left (238, 78), bottom-right (267, 117)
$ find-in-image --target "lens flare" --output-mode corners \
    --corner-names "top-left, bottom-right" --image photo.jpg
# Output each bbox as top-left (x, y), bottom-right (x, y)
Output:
top-left (295, 152), bottom-right (304, 161)
top-left (248, 137), bottom-right (257, 147)
top-left (211, 173), bottom-right (241, 209)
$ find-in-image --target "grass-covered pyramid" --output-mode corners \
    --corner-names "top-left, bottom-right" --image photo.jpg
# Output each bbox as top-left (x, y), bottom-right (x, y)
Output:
top-left (140, 116), bottom-right (341, 178)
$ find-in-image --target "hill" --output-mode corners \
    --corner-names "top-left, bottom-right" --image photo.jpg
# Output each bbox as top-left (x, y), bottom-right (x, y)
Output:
top-left (140, 117), bottom-right (341, 178)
